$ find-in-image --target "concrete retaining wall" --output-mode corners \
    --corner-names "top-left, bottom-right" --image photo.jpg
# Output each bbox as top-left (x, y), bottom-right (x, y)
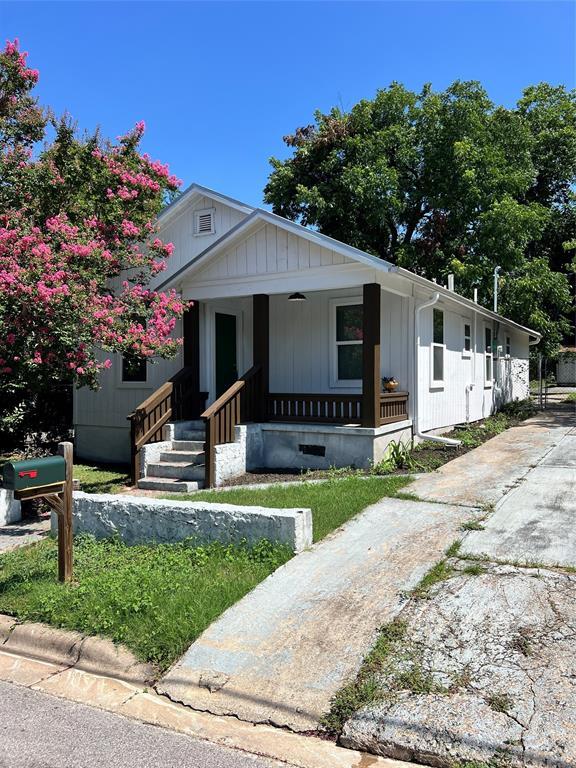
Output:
top-left (0, 490), bottom-right (21, 526)
top-left (52, 492), bottom-right (312, 553)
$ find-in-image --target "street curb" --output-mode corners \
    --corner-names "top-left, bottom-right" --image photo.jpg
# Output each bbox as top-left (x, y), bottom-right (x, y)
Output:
top-left (0, 613), bottom-right (157, 685)
top-left (0, 644), bottom-right (415, 768)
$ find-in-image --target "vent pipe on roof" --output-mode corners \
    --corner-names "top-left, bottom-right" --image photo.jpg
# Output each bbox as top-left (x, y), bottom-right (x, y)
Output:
top-left (493, 266), bottom-right (502, 313)
top-left (447, 274), bottom-right (455, 292)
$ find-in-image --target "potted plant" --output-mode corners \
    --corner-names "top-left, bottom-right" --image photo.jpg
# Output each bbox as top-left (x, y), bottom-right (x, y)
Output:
top-left (382, 376), bottom-right (399, 392)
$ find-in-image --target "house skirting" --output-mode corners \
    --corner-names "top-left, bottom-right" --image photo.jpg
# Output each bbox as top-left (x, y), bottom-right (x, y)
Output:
top-left (212, 420), bottom-right (413, 485)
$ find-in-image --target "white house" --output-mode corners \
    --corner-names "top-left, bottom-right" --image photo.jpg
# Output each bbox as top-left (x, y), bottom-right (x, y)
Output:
top-left (74, 183), bottom-right (539, 489)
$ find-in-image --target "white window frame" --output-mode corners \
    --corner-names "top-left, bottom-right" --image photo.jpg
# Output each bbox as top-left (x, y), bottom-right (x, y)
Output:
top-left (117, 354), bottom-right (151, 389)
top-left (329, 297), bottom-right (363, 388)
top-left (484, 324), bottom-right (494, 387)
top-left (430, 308), bottom-right (445, 389)
top-left (462, 319), bottom-right (472, 359)
top-left (193, 207), bottom-right (216, 236)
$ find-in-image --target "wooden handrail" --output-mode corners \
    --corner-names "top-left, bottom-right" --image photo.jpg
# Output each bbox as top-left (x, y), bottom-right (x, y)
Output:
top-left (128, 366), bottom-right (207, 484)
top-left (202, 365), bottom-right (262, 488)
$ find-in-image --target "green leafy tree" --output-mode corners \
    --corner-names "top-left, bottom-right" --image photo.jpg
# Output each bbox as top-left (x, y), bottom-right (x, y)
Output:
top-left (265, 81), bottom-right (576, 352)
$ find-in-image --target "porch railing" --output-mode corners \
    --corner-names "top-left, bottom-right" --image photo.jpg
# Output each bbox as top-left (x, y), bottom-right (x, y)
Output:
top-left (266, 391), bottom-right (408, 426)
top-left (128, 367), bottom-right (207, 484)
top-left (266, 394), bottom-right (362, 423)
top-left (379, 392), bottom-right (409, 425)
top-left (201, 364), bottom-right (262, 488)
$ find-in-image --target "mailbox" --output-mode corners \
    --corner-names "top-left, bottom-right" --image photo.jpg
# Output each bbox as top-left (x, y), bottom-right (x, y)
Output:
top-left (2, 456), bottom-right (66, 492)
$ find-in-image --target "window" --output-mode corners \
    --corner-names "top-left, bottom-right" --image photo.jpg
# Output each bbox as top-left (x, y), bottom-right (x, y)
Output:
top-left (506, 335), bottom-right (511, 357)
top-left (431, 308), bottom-right (445, 386)
top-left (484, 326), bottom-right (493, 385)
top-left (463, 322), bottom-right (472, 357)
top-left (333, 302), bottom-right (363, 384)
top-left (194, 208), bottom-right (215, 236)
top-left (122, 356), bottom-right (147, 383)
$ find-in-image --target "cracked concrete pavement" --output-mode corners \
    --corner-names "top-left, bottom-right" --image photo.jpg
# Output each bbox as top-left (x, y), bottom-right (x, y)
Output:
top-left (342, 407), bottom-right (576, 766)
top-left (342, 561), bottom-right (576, 767)
top-left (460, 420), bottom-right (576, 567)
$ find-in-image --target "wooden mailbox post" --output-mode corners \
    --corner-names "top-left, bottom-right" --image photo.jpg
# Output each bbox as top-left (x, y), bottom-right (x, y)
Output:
top-left (3, 442), bottom-right (74, 582)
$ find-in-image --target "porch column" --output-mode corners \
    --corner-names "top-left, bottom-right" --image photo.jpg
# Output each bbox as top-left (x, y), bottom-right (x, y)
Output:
top-left (362, 283), bottom-right (381, 428)
top-left (252, 294), bottom-right (269, 421)
top-left (183, 301), bottom-right (201, 416)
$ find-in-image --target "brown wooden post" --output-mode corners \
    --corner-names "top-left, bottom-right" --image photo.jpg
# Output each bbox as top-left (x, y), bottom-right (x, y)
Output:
top-left (252, 294), bottom-right (269, 421)
top-left (362, 283), bottom-right (381, 428)
top-left (57, 441), bottom-right (74, 583)
top-left (183, 301), bottom-right (201, 417)
top-left (129, 416), bottom-right (140, 485)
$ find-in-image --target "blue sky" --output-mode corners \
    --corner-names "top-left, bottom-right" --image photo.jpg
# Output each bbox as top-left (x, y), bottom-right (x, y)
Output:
top-left (2, 1), bottom-right (575, 207)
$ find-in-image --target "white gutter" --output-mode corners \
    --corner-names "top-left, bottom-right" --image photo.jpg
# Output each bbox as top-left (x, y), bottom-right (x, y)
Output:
top-left (414, 293), bottom-right (461, 447)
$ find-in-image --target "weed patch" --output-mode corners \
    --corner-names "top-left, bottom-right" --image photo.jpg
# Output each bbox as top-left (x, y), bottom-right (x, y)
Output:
top-left (461, 520), bottom-right (486, 531)
top-left (487, 692), bottom-right (514, 714)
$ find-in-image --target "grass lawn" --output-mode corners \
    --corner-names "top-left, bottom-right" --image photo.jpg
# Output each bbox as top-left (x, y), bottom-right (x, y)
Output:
top-left (164, 475), bottom-right (413, 542)
top-left (0, 534), bottom-right (291, 671)
top-left (0, 475), bottom-right (410, 669)
top-left (73, 462), bottom-right (130, 494)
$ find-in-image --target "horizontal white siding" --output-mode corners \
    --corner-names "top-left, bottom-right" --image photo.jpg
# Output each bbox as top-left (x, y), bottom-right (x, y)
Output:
top-left (417, 301), bottom-right (530, 432)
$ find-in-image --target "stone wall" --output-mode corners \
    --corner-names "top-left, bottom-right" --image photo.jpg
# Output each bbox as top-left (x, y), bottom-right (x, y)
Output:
top-left (52, 492), bottom-right (312, 553)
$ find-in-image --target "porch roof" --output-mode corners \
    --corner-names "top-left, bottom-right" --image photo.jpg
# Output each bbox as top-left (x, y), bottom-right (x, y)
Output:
top-left (156, 188), bottom-right (541, 341)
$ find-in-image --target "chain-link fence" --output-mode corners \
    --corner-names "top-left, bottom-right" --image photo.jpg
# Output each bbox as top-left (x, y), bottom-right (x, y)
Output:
top-left (532, 353), bottom-right (576, 410)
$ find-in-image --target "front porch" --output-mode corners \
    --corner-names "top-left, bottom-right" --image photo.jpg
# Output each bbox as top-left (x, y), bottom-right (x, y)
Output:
top-left (129, 283), bottom-right (411, 488)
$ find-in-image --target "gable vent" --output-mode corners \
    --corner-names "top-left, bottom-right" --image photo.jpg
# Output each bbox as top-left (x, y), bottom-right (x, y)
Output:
top-left (194, 208), bottom-right (215, 236)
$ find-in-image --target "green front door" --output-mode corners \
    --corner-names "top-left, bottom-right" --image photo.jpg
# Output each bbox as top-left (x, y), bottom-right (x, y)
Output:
top-left (215, 312), bottom-right (238, 397)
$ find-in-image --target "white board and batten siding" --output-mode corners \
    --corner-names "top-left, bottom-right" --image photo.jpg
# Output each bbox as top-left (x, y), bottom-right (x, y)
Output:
top-left (203, 224), bottom-right (350, 278)
top-left (74, 323), bottom-right (184, 463)
top-left (149, 195), bottom-right (249, 290)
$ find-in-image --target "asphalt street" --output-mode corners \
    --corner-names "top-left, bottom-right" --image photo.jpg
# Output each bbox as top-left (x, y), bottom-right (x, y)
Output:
top-left (0, 680), bottom-right (279, 768)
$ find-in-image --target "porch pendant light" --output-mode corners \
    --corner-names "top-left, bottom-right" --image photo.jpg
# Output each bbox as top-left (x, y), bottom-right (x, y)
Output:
top-left (288, 292), bottom-right (307, 302)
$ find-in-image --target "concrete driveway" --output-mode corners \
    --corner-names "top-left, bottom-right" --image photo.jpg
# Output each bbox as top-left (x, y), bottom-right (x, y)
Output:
top-left (460, 418), bottom-right (576, 567)
top-left (408, 407), bottom-right (574, 508)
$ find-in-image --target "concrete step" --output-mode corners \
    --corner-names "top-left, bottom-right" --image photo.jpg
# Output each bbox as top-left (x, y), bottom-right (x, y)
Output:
top-left (146, 461), bottom-right (205, 481)
top-left (173, 420), bottom-right (205, 440)
top-left (159, 450), bottom-right (205, 464)
top-left (137, 477), bottom-right (204, 493)
top-left (172, 440), bottom-right (205, 452)
top-left (180, 430), bottom-right (205, 441)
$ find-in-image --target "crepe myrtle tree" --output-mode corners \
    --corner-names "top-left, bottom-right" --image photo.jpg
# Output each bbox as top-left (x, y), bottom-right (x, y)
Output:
top-left (0, 39), bottom-right (186, 403)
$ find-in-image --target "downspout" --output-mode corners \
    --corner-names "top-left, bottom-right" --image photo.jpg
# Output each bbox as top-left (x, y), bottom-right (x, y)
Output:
top-left (465, 303), bottom-right (478, 423)
top-left (414, 293), bottom-right (461, 447)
